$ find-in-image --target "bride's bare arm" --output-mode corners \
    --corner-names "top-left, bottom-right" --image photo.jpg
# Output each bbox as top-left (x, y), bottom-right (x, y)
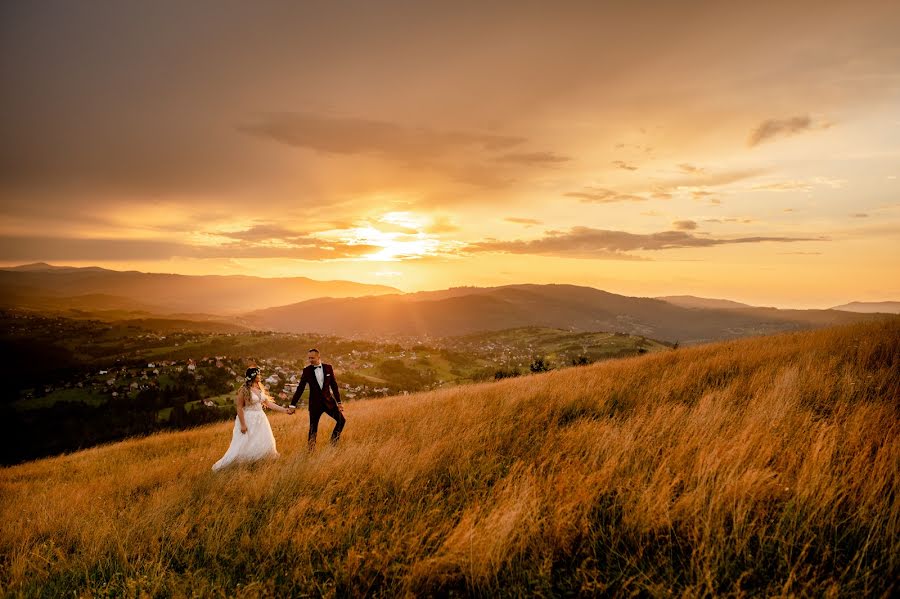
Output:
top-left (236, 388), bottom-right (248, 433)
top-left (262, 399), bottom-right (290, 414)
top-left (258, 385), bottom-right (292, 414)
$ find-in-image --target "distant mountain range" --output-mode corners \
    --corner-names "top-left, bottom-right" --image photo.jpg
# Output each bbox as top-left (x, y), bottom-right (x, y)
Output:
top-left (658, 295), bottom-right (900, 314)
top-left (245, 284), bottom-right (888, 344)
top-left (0, 263), bottom-right (399, 314)
top-left (829, 301), bottom-right (900, 314)
top-left (1, 264), bottom-right (895, 344)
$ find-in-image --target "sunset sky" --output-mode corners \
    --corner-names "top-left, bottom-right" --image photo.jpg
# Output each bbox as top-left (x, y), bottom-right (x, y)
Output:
top-left (1, 1), bottom-right (898, 308)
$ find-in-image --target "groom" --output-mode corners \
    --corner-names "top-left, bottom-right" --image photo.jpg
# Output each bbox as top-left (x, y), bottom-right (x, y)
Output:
top-left (290, 348), bottom-right (345, 451)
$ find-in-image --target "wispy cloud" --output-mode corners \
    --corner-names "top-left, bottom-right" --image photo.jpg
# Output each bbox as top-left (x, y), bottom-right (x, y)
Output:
top-left (677, 163), bottom-right (705, 174)
top-left (466, 227), bottom-right (824, 259)
top-left (659, 168), bottom-right (769, 189)
top-left (704, 218), bottom-right (754, 224)
top-left (505, 217), bottom-right (542, 226)
top-left (0, 235), bottom-right (382, 262)
top-left (239, 112), bottom-right (524, 159)
top-left (564, 167), bottom-right (766, 207)
top-left (217, 224), bottom-right (313, 244)
top-left (752, 177), bottom-right (845, 192)
top-left (612, 160), bottom-right (638, 171)
top-left (563, 187), bottom-right (648, 203)
top-left (752, 181), bottom-right (814, 192)
top-left (748, 115), bottom-right (831, 147)
top-left (495, 151), bottom-right (571, 166)
top-left (238, 112), bottom-right (530, 188)
top-left (673, 220), bottom-right (698, 230)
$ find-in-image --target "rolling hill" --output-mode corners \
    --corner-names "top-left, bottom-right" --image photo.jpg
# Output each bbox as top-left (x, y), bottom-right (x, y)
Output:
top-left (245, 284), bottom-right (881, 343)
top-left (656, 295), bottom-right (756, 310)
top-left (1, 320), bottom-right (896, 596)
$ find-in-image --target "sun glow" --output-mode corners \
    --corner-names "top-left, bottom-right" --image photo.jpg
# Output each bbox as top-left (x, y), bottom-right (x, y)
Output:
top-left (336, 224), bottom-right (442, 261)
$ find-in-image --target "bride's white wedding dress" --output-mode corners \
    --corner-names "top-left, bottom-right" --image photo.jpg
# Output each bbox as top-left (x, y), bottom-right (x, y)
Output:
top-left (212, 387), bottom-right (279, 471)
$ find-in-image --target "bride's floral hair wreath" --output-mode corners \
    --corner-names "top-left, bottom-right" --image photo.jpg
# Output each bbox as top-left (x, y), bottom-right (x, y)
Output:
top-left (245, 367), bottom-right (260, 383)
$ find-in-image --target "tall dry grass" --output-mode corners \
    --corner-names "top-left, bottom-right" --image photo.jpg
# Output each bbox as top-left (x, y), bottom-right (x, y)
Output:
top-left (1, 319), bottom-right (898, 597)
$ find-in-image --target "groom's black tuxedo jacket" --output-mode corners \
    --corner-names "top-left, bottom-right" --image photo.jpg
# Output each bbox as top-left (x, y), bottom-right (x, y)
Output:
top-left (291, 363), bottom-right (341, 411)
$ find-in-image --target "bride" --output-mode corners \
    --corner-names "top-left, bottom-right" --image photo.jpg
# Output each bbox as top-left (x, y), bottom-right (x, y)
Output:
top-left (212, 367), bottom-right (294, 471)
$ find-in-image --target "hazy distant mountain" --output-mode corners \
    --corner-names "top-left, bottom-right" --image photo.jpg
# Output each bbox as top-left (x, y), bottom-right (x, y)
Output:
top-left (0, 263), bottom-right (400, 314)
top-left (246, 284), bottom-right (884, 344)
top-left (830, 301), bottom-right (900, 314)
top-left (656, 295), bottom-right (756, 310)
top-left (1, 262), bottom-right (104, 272)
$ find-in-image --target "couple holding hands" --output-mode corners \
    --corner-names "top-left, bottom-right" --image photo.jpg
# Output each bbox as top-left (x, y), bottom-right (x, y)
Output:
top-left (212, 348), bottom-right (346, 471)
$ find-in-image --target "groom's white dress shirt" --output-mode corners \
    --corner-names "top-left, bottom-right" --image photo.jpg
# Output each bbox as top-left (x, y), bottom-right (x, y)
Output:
top-left (314, 364), bottom-right (324, 388)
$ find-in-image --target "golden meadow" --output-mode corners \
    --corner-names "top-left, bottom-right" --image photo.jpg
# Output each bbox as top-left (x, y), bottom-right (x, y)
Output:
top-left (1, 320), bottom-right (897, 597)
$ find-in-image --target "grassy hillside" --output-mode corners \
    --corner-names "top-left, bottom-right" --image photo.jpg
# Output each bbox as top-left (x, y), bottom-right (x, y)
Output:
top-left (1, 320), bottom-right (897, 596)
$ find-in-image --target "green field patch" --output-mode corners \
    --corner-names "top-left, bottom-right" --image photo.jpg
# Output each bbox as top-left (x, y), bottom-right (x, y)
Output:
top-left (13, 387), bottom-right (107, 411)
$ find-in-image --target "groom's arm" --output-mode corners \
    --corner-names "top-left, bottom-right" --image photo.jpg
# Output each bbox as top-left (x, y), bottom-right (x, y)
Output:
top-left (290, 371), bottom-right (308, 408)
top-left (328, 365), bottom-right (342, 404)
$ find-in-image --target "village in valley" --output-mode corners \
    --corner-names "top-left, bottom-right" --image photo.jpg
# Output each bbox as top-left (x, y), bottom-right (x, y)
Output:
top-left (4, 309), bottom-right (669, 463)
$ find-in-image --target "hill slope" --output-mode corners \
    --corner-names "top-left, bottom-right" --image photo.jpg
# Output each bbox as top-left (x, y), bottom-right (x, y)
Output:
top-left (656, 294), bottom-right (756, 310)
top-left (246, 283), bottom-right (879, 343)
top-left (1, 320), bottom-right (897, 596)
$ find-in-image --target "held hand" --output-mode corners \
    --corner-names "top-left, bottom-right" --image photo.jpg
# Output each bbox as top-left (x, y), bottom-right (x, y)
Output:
top-left (287, 407), bottom-right (295, 415)
top-left (337, 403), bottom-right (344, 414)
top-left (240, 424), bottom-right (248, 434)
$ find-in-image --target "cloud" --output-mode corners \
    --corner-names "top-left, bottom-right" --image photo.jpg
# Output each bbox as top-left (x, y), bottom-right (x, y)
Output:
top-left (565, 168), bottom-right (764, 206)
top-left (0, 235), bottom-right (381, 262)
top-left (217, 224), bottom-right (314, 244)
top-left (615, 143), bottom-right (654, 155)
top-left (660, 168), bottom-right (769, 189)
top-left (673, 220), bottom-right (698, 230)
top-left (677, 163), bottom-right (705, 174)
top-left (752, 181), bottom-right (814, 192)
top-left (747, 115), bottom-right (831, 146)
top-left (465, 226), bottom-right (824, 259)
top-left (851, 213), bottom-right (869, 218)
top-left (752, 177), bottom-right (844, 192)
top-left (238, 112), bottom-right (524, 161)
top-left (612, 160), bottom-right (638, 171)
top-left (563, 187), bottom-right (648, 203)
top-left (704, 218), bottom-right (754, 224)
top-left (495, 151), bottom-right (571, 166)
top-left (235, 112), bottom-right (534, 189)
top-left (505, 217), bottom-right (542, 226)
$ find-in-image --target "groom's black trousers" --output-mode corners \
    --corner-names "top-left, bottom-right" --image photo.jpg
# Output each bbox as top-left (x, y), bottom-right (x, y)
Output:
top-left (308, 403), bottom-right (345, 450)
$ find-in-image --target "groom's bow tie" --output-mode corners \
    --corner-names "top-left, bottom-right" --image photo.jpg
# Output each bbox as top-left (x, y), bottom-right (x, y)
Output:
top-left (313, 365), bottom-right (322, 369)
